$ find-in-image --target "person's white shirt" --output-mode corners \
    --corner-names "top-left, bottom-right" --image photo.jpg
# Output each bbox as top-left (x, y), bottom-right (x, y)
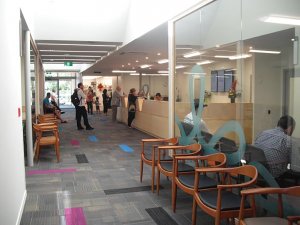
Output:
top-left (184, 112), bottom-right (209, 133)
top-left (77, 88), bottom-right (86, 107)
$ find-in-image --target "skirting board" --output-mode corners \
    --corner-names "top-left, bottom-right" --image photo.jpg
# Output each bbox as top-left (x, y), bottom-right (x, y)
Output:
top-left (16, 190), bottom-right (27, 225)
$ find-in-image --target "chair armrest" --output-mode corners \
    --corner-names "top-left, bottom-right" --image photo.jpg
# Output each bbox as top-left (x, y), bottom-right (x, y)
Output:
top-left (141, 138), bottom-right (176, 143)
top-left (241, 188), bottom-right (282, 196)
top-left (37, 122), bottom-right (57, 126)
top-left (195, 167), bottom-right (234, 173)
top-left (218, 179), bottom-right (256, 189)
top-left (287, 216), bottom-right (300, 222)
top-left (158, 145), bottom-right (188, 150)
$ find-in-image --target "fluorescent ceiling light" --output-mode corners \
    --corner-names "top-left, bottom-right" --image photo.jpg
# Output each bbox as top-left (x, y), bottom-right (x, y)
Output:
top-left (214, 55), bottom-right (231, 58)
top-left (41, 55), bottom-right (102, 58)
top-left (157, 59), bottom-right (169, 64)
top-left (43, 58), bottom-right (95, 61)
top-left (196, 60), bottom-right (214, 65)
top-left (176, 65), bottom-right (186, 69)
top-left (183, 51), bottom-right (203, 58)
top-left (140, 64), bottom-right (151, 68)
top-left (249, 49), bottom-right (281, 54)
top-left (158, 70), bottom-right (169, 73)
top-left (263, 16), bottom-right (300, 26)
top-left (82, 76), bottom-right (102, 79)
top-left (112, 70), bottom-right (136, 73)
top-left (229, 54), bottom-right (252, 60)
top-left (39, 50), bottom-right (108, 53)
top-left (37, 43), bottom-right (117, 47)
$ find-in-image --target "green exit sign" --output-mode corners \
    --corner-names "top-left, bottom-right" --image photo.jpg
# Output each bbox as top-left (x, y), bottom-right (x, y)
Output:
top-left (64, 61), bottom-right (73, 66)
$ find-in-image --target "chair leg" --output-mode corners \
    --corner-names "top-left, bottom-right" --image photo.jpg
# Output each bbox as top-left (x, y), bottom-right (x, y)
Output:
top-left (151, 163), bottom-right (155, 193)
top-left (35, 144), bottom-right (40, 161)
top-left (215, 214), bottom-right (221, 225)
top-left (140, 157), bottom-right (143, 182)
top-left (192, 198), bottom-right (197, 225)
top-left (172, 180), bottom-right (177, 212)
top-left (55, 143), bottom-right (60, 162)
top-left (156, 167), bottom-right (161, 195)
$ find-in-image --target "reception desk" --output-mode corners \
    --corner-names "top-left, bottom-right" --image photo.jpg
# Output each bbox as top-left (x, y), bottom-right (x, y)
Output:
top-left (118, 98), bottom-right (253, 143)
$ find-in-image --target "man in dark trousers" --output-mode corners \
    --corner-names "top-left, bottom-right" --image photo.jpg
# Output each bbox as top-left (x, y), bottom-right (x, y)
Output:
top-left (76, 83), bottom-right (94, 130)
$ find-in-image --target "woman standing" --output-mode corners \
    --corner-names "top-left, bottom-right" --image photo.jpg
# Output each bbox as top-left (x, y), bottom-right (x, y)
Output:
top-left (86, 88), bottom-right (94, 115)
top-left (102, 89), bottom-right (109, 116)
top-left (127, 88), bottom-right (138, 128)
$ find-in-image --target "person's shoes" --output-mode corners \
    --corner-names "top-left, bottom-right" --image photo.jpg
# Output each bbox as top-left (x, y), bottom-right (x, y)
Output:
top-left (77, 127), bottom-right (84, 130)
top-left (60, 111), bottom-right (65, 114)
top-left (61, 120), bottom-right (67, 123)
top-left (86, 127), bottom-right (94, 130)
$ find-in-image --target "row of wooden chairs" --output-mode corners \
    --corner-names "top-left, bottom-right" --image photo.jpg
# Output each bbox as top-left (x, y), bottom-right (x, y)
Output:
top-left (140, 137), bottom-right (300, 225)
top-left (33, 114), bottom-right (60, 162)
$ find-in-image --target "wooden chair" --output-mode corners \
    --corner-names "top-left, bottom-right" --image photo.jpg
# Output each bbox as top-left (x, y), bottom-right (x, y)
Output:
top-left (192, 165), bottom-right (258, 225)
top-left (239, 186), bottom-right (300, 225)
top-left (33, 123), bottom-right (60, 162)
top-left (140, 137), bottom-right (178, 192)
top-left (38, 114), bottom-right (58, 124)
top-left (156, 143), bottom-right (201, 195)
top-left (172, 153), bottom-right (227, 212)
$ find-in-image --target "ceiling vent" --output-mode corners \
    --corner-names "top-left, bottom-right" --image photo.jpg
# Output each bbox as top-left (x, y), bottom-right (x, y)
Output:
top-left (119, 51), bottom-right (147, 55)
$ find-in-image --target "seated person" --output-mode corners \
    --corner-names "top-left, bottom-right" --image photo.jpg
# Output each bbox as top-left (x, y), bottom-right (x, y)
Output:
top-left (254, 115), bottom-right (296, 179)
top-left (43, 93), bottom-right (67, 123)
top-left (184, 99), bottom-right (209, 132)
top-left (154, 93), bottom-right (162, 101)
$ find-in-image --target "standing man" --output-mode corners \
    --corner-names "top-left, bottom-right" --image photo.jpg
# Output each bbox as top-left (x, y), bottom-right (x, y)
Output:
top-left (111, 85), bottom-right (125, 122)
top-left (76, 83), bottom-right (94, 130)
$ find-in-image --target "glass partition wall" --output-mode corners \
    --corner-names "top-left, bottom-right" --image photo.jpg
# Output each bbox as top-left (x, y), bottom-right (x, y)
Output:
top-left (171, 0), bottom-right (300, 214)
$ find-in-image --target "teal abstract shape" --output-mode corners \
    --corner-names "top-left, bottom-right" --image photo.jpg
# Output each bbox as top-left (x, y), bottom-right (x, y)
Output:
top-left (250, 161), bottom-right (300, 216)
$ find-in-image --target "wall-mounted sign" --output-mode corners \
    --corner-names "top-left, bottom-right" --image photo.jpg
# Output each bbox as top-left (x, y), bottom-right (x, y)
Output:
top-left (64, 61), bottom-right (73, 66)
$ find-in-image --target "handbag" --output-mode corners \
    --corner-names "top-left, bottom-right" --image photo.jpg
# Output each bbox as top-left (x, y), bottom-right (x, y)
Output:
top-left (128, 104), bottom-right (136, 112)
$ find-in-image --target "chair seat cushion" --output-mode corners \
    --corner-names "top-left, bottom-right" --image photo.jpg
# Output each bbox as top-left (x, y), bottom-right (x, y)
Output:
top-left (198, 190), bottom-right (250, 211)
top-left (143, 152), bottom-right (172, 161)
top-left (178, 174), bottom-right (217, 189)
top-left (243, 217), bottom-right (288, 225)
top-left (160, 162), bottom-right (194, 172)
top-left (40, 136), bottom-right (57, 145)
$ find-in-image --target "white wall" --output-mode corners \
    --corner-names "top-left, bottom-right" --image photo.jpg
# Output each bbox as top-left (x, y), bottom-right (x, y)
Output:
top-left (253, 54), bottom-right (283, 139)
top-left (0, 0), bottom-right (27, 224)
top-left (123, 0), bottom-right (204, 45)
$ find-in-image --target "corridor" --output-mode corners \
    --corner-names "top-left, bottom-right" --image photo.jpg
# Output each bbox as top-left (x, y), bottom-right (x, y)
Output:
top-left (21, 110), bottom-right (214, 225)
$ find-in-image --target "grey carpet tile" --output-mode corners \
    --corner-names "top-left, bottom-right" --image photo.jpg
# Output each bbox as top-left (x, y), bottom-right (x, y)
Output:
top-left (21, 109), bottom-right (214, 225)
top-left (75, 154), bottom-right (89, 163)
top-left (145, 207), bottom-right (179, 225)
top-left (103, 185), bottom-right (163, 195)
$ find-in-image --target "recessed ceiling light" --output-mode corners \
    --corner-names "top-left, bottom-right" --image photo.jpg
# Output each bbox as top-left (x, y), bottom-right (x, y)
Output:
top-left (262, 15), bottom-right (300, 26)
top-left (158, 70), bottom-right (169, 73)
top-left (214, 55), bottom-right (231, 58)
top-left (196, 60), bottom-right (214, 65)
top-left (140, 64), bottom-right (151, 68)
top-left (216, 45), bottom-right (220, 48)
top-left (145, 57), bottom-right (149, 60)
top-left (122, 65), bottom-right (125, 67)
top-left (249, 49), bottom-right (281, 54)
top-left (176, 65), bottom-right (186, 69)
top-left (157, 53), bottom-right (161, 55)
top-left (229, 54), bottom-right (252, 60)
top-left (183, 51), bottom-right (203, 58)
top-left (136, 60), bottom-right (139, 63)
top-left (158, 59), bottom-right (169, 64)
top-left (112, 70), bottom-right (136, 73)
top-left (128, 63), bottom-right (131, 65)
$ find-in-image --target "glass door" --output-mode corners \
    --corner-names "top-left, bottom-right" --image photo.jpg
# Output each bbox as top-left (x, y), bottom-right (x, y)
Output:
top-left (58, 79), bottom-right (75, 108)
